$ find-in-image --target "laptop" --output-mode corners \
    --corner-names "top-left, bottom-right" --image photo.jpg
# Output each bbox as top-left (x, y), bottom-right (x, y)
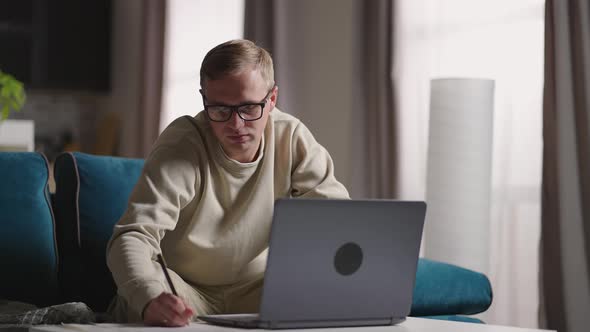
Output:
top-left (199, 198), bottom-right (426, 329)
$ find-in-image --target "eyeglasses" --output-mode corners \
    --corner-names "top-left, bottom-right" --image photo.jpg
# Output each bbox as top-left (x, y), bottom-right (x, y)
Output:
top-left (201, 87), bottom-right (274, 122)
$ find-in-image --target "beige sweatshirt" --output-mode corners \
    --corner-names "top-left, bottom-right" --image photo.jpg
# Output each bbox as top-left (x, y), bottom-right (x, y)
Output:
top-left (106, 109), bottom-right (349, 316)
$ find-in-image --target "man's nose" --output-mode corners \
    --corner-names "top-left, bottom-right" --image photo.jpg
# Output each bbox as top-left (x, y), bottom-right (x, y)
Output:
top-left (227, 110), bottom-right (244, 129)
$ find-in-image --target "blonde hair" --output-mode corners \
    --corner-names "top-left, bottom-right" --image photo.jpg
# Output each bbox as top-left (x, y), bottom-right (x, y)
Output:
top-left (200, 39), bottom-right (275, 90)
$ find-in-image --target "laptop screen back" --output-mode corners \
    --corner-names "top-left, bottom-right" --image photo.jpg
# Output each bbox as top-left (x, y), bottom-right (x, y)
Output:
top-left (259, 199), bottom-right (426, 323)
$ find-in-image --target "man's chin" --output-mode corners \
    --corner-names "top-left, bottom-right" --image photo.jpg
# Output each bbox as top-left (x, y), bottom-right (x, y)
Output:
top-left (224, 138), bottom-right (250, 149)
top-left (222, 141), bottom-right (250, 156)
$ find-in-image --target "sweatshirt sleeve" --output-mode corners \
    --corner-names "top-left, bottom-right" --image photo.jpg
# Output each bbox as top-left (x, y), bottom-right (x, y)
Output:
top-left (290, 123), bottom-right (350, 199)
top-left (106, 144), bottom-right (199, 318)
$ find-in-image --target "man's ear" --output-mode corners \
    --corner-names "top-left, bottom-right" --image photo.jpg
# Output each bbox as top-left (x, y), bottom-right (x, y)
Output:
top-left (199, 89), bottom-right (207, 107)
top-left (269, 85), bottom-right (278, 111)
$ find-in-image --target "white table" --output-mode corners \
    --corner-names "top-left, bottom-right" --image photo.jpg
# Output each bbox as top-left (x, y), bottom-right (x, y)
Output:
top-left (29, 317), bottom-right (555, 332)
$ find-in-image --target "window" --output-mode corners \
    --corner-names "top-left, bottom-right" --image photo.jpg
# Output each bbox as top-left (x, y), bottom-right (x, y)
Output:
top-left (395, 0), bottom-right (545, 327)
top-left (160, 0), bottom-right (245, 131)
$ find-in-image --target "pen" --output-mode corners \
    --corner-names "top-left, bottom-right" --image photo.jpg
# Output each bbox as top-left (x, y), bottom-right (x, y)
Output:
top-left (157, 253), bottom-right (178, 296)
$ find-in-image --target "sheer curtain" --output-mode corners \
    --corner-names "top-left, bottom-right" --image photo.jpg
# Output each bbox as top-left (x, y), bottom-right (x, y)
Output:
top-left (394, 0), bottom-right (545, 328)
top-left (160, 0), bottom-right (244, 131)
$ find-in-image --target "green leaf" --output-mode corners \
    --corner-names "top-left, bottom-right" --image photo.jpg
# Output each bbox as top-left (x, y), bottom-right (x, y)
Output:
top-left (19, 92), bottom-right (25, 105)
top-left (1, 105), bottom-right (9, 120)
top-left (9, 98), bottom-right (19, 111)
top-left (0, 71), bottom-right (26, 121)
top-left (0, 86), bottom-right (9, 99)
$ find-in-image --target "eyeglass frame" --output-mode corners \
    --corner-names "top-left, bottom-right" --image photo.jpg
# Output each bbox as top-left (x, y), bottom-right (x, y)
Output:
top-left (200, 86), bottom-right (276, 122)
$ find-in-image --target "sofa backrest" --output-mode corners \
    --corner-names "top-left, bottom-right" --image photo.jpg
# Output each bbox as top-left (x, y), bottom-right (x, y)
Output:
top-left (0, 152), bottom-right (59, 307)
top-left (53, 152), bottom-right (144, 312)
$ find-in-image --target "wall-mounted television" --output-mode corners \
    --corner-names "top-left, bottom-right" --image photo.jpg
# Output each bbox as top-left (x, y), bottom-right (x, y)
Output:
top-left (0, 0), bottom-right (112, 91)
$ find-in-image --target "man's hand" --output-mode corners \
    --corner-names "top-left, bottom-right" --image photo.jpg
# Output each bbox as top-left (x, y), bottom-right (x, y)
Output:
top-left (143, 292), bottom-right (195, 327)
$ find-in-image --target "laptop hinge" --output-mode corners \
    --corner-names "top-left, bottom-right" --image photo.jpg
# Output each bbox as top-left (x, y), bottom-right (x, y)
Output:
top-left (263, 317), bottom-right (403, 329)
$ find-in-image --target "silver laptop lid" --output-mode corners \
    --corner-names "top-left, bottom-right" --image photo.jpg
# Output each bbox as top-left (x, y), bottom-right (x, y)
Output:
top-left (259, 199), bottom-right (426, 323)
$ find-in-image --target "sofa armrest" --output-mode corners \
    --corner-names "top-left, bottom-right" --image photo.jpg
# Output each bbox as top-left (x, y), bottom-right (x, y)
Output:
top-left (411, 258), bottom-right (493, 317)
top-left (0, 152), bottom-right (59, 307)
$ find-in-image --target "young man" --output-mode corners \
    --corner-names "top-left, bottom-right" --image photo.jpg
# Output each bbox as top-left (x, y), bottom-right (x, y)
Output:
top-left (106, 39), bottom-right (349, 327)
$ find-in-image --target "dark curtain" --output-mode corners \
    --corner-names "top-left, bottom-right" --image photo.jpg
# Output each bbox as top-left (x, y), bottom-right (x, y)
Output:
top-left (135, 0), bottom-right (166, 157)
top-left (541, 1), bottom-right (590, 331)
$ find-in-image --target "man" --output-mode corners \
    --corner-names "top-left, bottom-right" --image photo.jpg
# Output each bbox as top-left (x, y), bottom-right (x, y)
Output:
top-left (106, 39), bottom-right (349, 327)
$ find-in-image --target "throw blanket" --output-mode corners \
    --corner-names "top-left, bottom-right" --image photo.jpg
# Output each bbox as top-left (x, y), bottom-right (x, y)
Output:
top-left (0, 300), bottom-right (96, 325)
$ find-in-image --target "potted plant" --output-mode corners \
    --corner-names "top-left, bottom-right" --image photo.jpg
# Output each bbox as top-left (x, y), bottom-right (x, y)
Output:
top-left (0, 70), bottom-right (26, 121)
top-left (0, 70), bottom-right (33, 152)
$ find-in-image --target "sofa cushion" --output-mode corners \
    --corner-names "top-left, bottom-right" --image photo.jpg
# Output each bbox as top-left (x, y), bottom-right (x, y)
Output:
top-left (411, 258), bottom-right (493, 316)
top-left (0, 152), bottom-right (59, 306)
top-left (53, 152), bottom-right (144, 312)
top-left (422, 315), bottom-right (484, 323)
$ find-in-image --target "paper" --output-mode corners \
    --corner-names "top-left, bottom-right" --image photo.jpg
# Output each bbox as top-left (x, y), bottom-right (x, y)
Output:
top-left (30, 322), bottom-right (223, 332)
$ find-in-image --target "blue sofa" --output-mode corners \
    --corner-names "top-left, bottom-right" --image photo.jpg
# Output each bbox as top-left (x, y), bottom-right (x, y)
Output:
top-left (0, 152), bottom-right (492, 323)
